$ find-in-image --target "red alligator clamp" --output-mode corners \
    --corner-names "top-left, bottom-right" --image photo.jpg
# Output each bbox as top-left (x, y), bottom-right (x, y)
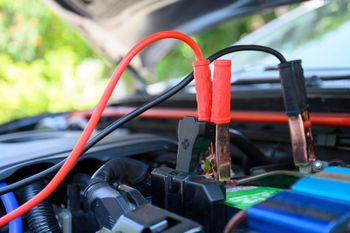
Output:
top-left (193, 59), bottom-right (232, 181)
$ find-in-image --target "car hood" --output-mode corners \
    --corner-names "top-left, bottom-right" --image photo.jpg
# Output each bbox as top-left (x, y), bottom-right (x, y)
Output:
top-left (44, 0), bottom-right (301, 70)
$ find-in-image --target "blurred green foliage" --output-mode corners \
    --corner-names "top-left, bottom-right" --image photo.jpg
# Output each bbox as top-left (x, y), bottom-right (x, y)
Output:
top-left (0, 0), bottom-right (289, 124)
top-left (0, 0), bottom-right (113, 123)
top-left (156, 11), bottom-right (278, 80)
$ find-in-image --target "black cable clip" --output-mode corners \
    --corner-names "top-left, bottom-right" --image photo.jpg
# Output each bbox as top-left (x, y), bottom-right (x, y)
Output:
top-left (176, 117), bottom-right (215, 173)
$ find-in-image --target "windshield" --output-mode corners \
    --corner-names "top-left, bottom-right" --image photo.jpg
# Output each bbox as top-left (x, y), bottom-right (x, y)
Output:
top-left (228, 0), bottom-right (350, 71)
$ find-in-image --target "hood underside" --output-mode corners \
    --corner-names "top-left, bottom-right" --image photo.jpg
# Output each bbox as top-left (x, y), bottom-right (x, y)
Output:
top-left (44, 0), bottom-right (302, 70)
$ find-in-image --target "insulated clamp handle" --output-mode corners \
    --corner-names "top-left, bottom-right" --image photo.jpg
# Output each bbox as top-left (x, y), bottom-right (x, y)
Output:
top-left (193, 60), bottom-right (212, 122)
top-left (278, 60), bottom-right (308, 116)
top-left (211, 60), bottom-right (232, 124)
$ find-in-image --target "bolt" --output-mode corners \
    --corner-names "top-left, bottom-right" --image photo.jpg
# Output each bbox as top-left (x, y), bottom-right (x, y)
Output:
top-left (312, 160), bottom-right (323, 172)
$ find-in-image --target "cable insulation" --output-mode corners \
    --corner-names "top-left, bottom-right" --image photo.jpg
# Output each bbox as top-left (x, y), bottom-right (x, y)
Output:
top-left (224, 210), bottom-right (246, 233)
top-left (0, 182), bottom-right (22, 233)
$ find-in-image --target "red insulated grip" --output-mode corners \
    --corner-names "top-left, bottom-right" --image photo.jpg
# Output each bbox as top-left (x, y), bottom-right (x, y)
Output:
top-left (212, 60), bottom-right (232, 124)
top-left (193, 59), bottom-right (212, 122)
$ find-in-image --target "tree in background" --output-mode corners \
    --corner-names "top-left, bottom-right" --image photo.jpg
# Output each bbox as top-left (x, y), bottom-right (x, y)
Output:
top-left (156, 11), bottom-right (279, 80)
top-left (0, 0), bottom-right (289, 124)
top-left (0, 0), bottom-right (112, 123)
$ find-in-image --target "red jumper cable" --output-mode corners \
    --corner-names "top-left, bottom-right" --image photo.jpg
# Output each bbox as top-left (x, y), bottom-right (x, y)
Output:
top-left (0, 31), bottom-right (204, 227)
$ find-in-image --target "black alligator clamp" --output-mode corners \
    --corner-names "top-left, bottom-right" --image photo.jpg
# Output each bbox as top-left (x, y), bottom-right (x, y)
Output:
top-left (278, 60), bottom-right (319, 173)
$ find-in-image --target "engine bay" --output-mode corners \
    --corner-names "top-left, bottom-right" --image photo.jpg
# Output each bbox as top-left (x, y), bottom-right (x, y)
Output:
top-left (0, 31), bottom-right (350, 233)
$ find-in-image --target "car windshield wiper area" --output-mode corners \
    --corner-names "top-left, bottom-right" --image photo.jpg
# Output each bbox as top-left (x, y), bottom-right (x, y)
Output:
top-left (232, 67), bottom-right (350, 88)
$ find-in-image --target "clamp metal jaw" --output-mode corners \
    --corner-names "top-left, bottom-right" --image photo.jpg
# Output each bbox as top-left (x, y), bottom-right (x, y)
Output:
top-left (288, 109), bottom-right (316, 170)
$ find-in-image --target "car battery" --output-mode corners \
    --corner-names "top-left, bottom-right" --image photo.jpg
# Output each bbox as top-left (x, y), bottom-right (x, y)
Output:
top-left (292, 166), bottom-right (350, 202)
top-left (224, 170), bottom-right (301, 211)
top-left (247, 191), bottom-right (350, 233)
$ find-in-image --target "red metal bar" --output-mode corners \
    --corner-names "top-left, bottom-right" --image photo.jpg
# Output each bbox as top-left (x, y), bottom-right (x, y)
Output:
top-left (69, 106), bottom-right (350, 127)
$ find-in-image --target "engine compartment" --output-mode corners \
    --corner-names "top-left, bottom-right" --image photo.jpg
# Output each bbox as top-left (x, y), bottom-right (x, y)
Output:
top-left (0, 118), bottom-right (349, 233)
top-left (0, 131), bottom-right (179, 233)
top-left (1, 33), bottom-right (350, 233)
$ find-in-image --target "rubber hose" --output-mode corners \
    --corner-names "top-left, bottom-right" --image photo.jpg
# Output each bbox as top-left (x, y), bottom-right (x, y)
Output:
top-left (18, 182), bottom-right (61, 233)
top-left (229, 129), bottom-right (294, 174)
top-left (89, 158), bottom-right (149, 187)
top-left (229, 129), bottom-right (273, 166)
top-left (0, 182), bottom-right (22, 233)
top-left (85, 157), bottom-right (149, 206)
top-left (84, 158), bottom-right (149, 229)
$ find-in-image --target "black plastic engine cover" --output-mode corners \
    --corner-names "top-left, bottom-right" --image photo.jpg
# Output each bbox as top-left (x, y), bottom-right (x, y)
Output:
top-left (151, 167), bottom-right (226, 232)
top-left (0, 131), bottom-right (176, 180)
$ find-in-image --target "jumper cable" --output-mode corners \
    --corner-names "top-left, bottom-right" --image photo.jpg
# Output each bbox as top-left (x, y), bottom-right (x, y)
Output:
top-left (0, 31), bottom-right (204, 227)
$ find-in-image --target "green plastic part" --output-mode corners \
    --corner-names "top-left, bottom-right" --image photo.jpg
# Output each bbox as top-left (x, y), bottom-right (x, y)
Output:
top-left (225, 186), bottom-right (282, 210)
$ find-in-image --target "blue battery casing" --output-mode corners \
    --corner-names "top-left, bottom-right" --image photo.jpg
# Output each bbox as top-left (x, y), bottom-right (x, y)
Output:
top-left (323, 166), bottom-right (350, 175)
top-left (247, 191), bottom-right (350, 233)
top-left (292, 166), bottom-right (350, 202)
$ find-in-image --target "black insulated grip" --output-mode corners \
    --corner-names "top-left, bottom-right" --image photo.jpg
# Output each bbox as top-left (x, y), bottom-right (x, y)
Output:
top-left (89, 157), bottom-right (149, 187)
top-left (278, 60), bottom-right (309, 116)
